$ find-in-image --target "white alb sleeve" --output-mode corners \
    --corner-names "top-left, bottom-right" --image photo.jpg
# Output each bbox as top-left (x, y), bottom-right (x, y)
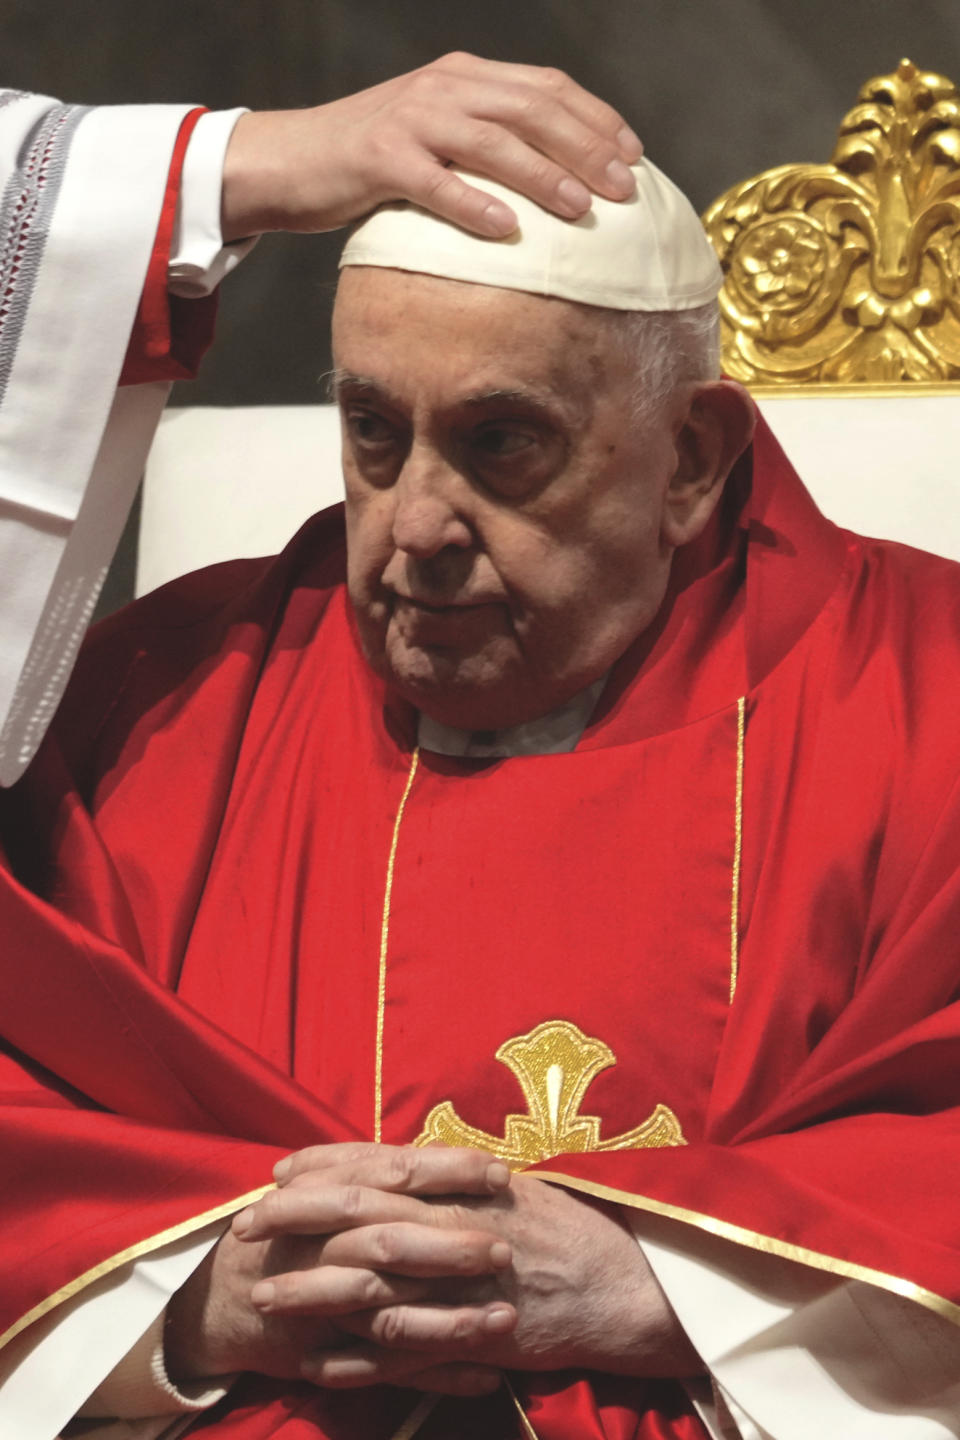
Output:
top-left (0, 1225), bottom-right (225, 1440)
top-left (631, 1211), bottom-right (960, 1440)
top-left (169, 107), bottom-right (256, 297)
top-left (0, 95), bottom-right (194, 784)
top-left (0, 96), bottom-right (258, 785)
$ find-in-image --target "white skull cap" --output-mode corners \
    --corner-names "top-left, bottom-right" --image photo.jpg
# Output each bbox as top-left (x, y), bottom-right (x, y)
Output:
top-left (339, 158), bottom-right (722, 311)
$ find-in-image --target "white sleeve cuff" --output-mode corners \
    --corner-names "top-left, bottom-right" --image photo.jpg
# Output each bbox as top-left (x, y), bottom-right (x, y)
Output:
top-left (632, 1211), bottom-right (960, 1440)
top-left (0, 1222), bottom-right (224, 1439)
top-left (169, 107), bottom-right (257, 297)
top-left (78, 1306), bottom-right (234, 1419)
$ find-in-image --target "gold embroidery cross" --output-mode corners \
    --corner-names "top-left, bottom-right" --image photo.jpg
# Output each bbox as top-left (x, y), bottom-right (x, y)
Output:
top-left (413, 1019), bottom-right (686, 1170)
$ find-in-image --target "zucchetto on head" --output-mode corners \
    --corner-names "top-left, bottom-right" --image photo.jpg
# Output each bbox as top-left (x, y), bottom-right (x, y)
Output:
top-left (339, 158), bottom-right (722, 312)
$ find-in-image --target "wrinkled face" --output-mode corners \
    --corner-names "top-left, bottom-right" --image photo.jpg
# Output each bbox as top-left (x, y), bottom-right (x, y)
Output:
top-left (333, 267), bottom-right (686, 730)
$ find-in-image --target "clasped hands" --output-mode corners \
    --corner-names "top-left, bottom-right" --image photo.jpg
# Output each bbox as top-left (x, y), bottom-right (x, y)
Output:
top-left (169, 53), bottom-right (694, 1403)
top-left (165, 1142), bottom-right (701, 1398)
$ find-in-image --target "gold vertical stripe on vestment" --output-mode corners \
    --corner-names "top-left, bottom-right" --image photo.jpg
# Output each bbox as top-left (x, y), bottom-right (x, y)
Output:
top-left (385, 1384), bottom-right (538, 1439)
top-left (386, 1394), bottom-right (440, 1440)
top-left (729, 697), bottom-right (746, 1003)
top-left (375, 747), bottom-right (420, 1143)
top-left (507, 1376), bottom-right (542, 1437)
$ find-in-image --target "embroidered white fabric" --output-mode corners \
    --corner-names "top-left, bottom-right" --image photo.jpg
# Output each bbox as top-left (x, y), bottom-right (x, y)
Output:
top-left (0, 99), bottom-right (248, 786)
top-left (0, 95), bottom-right (182, 784)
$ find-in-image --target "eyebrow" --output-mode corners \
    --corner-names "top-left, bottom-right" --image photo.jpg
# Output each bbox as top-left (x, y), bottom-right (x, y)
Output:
top-left (331, 371), bottom-right (578, 423)
top-left (328, 369), bottom-right (384, 402)
top-left (464, 385), bottom-right (593, 431)
top-left (460, 387), bottom-right (562, 413)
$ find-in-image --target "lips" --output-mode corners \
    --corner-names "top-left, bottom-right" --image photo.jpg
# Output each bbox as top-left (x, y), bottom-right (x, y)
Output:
top-left (389, 594), bottom-right (506, 644)
top-left (393, 594), bottom-right (495, 614)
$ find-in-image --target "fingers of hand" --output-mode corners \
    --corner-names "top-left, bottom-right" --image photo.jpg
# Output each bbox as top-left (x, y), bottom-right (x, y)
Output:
top-left (274, 1142), bottom-right (389, 1183)
top-left (342, 1298), bottom-right (516, 1350)
top-left (376, 58), bottom-right (641, 232)
top-left (275, 1143), bottom-right (509, 1197)
top-left (251, 1264), bottom-right (428, 1317)
top-left (379, 155), bottom-right (517, 238)
top-left (233, 1183), bottom-right (428, 1241)
top-left (302, 1343), bottom-right (503, 1394)
top-left (391, 95), bottom-right (634, 235)
top-left (318, 1221), bottom-right (512, 1279)
top-left (427, 53), bottom-right (643, 162)
top-left (300, 1296), bottom-right (518, 1382)
top-left (413, 121), bottom-right (592, 222)
top-left (400, 94), bottom-right (634, 227)
top-left (463, 91), bottom-right (637, 203)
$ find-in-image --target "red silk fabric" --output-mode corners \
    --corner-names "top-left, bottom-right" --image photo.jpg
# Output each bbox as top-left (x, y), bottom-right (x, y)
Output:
top-left (181, 1373), bottom-right (709, 1439)
top-left (3, 418), bottom-right (960, 1437)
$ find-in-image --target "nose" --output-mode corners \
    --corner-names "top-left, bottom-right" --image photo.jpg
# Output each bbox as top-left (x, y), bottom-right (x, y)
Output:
top-left (390, 445), bottom-right (473, 559)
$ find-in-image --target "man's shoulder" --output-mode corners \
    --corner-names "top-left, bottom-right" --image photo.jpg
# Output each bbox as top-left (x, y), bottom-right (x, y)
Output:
top-left (92, 504), bottom-right (347, 651)
top-left (55, 506), bottom-right (349, 774)
top-left (835, 530), bottom-right (960, 729)
top-left (845, 529), bottom-right (960, 619)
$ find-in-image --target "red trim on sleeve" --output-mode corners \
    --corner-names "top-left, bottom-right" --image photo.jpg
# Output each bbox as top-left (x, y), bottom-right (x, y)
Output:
top-left (120, 106), bottom-right (219, 386)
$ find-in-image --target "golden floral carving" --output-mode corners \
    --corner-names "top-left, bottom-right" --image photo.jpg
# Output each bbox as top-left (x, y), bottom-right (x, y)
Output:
top-left (704, 60), bottom-right (960, 384)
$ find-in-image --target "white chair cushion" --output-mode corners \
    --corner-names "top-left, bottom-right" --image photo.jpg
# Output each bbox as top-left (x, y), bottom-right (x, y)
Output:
top-left (757, 393), bottom-right (960, 562)
top-left (137, 395), bottom-right (960, 598)
top-left (137, 405), bottom-right (345, 597)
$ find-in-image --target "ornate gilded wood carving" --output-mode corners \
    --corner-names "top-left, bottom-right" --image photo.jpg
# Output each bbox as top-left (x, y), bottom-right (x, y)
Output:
top-left (704, 60), bottom-right (960, 384)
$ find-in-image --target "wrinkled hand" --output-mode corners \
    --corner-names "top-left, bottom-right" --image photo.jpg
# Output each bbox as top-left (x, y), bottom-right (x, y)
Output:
top-left (221, 52), bottom-right (642, 241)
top-left (165, 1143), bottom-right (514, 1397)
top-left (250, 1146), bottom-right (703, 1390)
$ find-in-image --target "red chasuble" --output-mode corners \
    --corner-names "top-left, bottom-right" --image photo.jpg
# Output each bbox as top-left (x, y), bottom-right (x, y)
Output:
top-left (2, 418), bottom-right (960, 1439)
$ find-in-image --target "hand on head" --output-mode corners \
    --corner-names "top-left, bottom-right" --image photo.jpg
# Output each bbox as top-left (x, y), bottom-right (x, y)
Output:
top-left (221, 52), bottom-right (642, 241)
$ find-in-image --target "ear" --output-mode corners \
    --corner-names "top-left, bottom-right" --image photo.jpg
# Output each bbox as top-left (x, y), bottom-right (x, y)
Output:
top-left (662, 381), bottom-right (756, 548)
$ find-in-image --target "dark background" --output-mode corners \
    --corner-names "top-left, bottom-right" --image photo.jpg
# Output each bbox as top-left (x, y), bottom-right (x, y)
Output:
top-left (5, 0), bottom-right (960, 604)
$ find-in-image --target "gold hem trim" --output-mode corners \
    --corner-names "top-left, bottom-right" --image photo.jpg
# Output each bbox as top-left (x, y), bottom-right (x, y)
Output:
top-left (533, 1171), bottom-right (960, 1325)
top-left (748, 382), bottom-right (960, 399)
top-left (0, 1182), bottom-right (275, 1352)
top-left (375, 747), bottom-right (420, 1143)
top-left (729, 697), bottom-right (746, 1003)
top-left (387, 1393), bottom-right (439, 1440)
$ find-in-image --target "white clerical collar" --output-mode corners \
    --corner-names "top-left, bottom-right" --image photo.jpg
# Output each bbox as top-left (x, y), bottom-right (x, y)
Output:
top-left (417, 675), bottom-right (608, 759)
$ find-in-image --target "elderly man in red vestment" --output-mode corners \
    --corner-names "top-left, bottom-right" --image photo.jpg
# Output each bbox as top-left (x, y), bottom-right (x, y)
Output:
top-left (3, 53), bottom-right (960, 1440)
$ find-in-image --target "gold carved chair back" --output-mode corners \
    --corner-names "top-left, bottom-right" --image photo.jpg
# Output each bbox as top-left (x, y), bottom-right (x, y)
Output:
top-left (704, 59), bottom-right (960, 386)
top-left (697, 61), bottom-right (960, 564)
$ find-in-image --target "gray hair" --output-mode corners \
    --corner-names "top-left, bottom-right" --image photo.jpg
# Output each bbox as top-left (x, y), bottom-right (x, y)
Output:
top-left (600, 302), bottom-right (721, 423)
